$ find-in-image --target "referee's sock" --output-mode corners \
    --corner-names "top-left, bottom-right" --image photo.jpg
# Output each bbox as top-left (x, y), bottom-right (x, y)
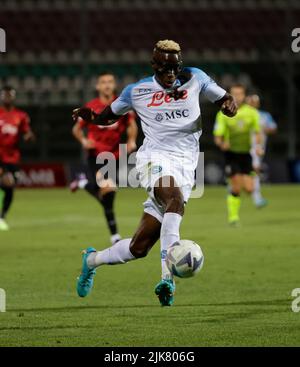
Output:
top-left (227, 192), bottom-right (240, 224)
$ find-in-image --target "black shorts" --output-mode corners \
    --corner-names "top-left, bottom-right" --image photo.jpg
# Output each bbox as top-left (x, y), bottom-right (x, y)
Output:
top-left (0, 162), bottom-right (20, 181)
top-left (87, 155), bottom-right (119, 185)
top-left (224, 151), bottom-right (253, 177)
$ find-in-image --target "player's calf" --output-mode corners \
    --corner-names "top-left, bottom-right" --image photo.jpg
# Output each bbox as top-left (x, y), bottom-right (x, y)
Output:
top-left (130, 237), bottom-right (154, 258)
top-left (76, 213), bottom-right (161, 298)
top-left (0, 175), bottom-right (15, 227)
top-left (154, 179), bottom-right (183, 305)
top-left (243, 175), bottom-right (255, 194)
top-left (84, 214), bottom-right (160, 268)
top-left (76, 240), bottom-right (136, 297)
top-left (100, 188), bottom-right (121, 245)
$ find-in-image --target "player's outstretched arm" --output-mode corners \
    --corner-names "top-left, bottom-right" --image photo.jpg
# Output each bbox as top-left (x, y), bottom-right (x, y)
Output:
top-left (72, 106), bottom-right (120, 126)
top-left (23, 129), bottom-right (35, 142)
top-left (215, 93), bottom-right (237, 117)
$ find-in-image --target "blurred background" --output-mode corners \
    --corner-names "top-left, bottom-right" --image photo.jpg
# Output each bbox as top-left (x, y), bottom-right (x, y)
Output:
top-left (0, 0), bottom-right (299, 187)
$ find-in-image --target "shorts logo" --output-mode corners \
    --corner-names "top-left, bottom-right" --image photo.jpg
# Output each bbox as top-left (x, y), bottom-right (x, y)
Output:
top-left (155, 113), bottom-right (164, 122)
top-left (152, 165), bottom-right (162, 174)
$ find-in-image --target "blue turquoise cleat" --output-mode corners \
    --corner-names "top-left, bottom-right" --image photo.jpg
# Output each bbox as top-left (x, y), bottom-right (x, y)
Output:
top-left (76, 247), bottom-right (97, 297)
top-left (155, 279), bottom-right (176, 307)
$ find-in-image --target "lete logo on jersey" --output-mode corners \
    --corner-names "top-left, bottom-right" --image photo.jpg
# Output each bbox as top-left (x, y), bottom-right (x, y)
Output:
top-left (147, 90), bottom-right (188, 107)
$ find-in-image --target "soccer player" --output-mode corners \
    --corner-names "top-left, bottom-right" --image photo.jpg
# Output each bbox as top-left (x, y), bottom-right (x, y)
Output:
top-left (71, 72), bottom-right (138, 245)
top-left (246, 94), bottom-right (277, 208)
top-left (73, 40), bottom-right (237, 306)
top-left (214, 84), bottom-right (263, 225)
top-left (0, 85), bottom-right (34, 230)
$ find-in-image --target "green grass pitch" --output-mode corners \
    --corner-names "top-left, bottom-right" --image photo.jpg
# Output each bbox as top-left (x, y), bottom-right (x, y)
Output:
top-left (0, 185), bottom-right (300, 346)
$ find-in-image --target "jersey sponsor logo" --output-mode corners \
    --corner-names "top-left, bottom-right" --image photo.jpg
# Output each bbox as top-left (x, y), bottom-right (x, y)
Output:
top-left (147, 90), bottom-right (188, 107)
top-left (165, 109), bottom-right (189, 120)
top-left (138, 88), bottom-right (152, 93)
top-left (155, 113), bottom-right (164, 122)
top-left (1, 123), bottom-right (18, 135)
top-left (97, 121), bottom-right (119, 130)
top-left (154, 109), bottom-right (189, 121)
top-left (237, 119), bottom-right (245, 129)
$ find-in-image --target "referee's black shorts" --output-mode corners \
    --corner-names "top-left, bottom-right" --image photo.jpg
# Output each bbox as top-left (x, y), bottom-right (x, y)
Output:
top-left (0, 161), bottom-right (20, 181)
top-left (224, 151), bottom-right (253, 177)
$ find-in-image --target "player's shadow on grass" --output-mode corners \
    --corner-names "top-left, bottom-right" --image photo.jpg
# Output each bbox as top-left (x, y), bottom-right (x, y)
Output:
top-left (10, 304), bottom-right (160, 313)
top-left (182, 298), bottom-right (289, 324)
top-left (255, 218), bottom-right (300, 226)
top-left (204, 298), bottom-right (288, 307)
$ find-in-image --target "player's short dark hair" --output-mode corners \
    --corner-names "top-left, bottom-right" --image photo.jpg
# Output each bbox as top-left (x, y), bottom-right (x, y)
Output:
top-left (1, 85), bottom-right (15, 92)
top-left (98, 71), bottom-right (115, 79)
top-left (230, 83), bottom-right (247, 93)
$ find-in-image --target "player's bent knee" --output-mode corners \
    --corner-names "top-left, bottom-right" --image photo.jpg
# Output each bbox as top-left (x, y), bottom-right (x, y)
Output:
top-left (129, 246), bottom-right (148, 259)
top-left (1, 173), bottom-right (15, 187)
top-left (244, 187), bottom-right (254, 194)
top-left (129, 239), bottom-right (153, 259)
top-left (165, 194), bottom-right (184, 215)
top-left (100, 183), bottom-right (117, 196)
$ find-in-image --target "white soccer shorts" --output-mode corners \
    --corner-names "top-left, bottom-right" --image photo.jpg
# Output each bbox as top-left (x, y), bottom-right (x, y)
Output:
top-left (136, 151), bottom-right (196, 222)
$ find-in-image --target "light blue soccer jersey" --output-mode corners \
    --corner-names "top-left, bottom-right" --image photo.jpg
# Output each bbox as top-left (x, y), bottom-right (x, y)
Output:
top-left (252, 109), bottom-right (277, 150)
top-left (259, 110), bottom-right (277, 130)
top-left (111, 67), bottom-right (226, 155)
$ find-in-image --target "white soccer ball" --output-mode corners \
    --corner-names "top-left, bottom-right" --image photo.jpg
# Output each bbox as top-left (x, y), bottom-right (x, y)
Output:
top-left (166, 240), bottom-right (204, 278)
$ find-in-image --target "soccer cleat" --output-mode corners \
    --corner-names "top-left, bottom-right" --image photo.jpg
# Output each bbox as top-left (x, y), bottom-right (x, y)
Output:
top-left (0, 219), bottom-right (9, 231)
top-left (76, 247), bottom-right (97, 297)
top-left (155, 279), bottom-right (176, 307)
top-left (70, 173), bottom-right (87, 193)
top-left (69, 180), bottom-right (79, 193)
top-left (229, 219), bottom-right (240, 227)
top-left (255, 198), bottom-right (268, 209)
